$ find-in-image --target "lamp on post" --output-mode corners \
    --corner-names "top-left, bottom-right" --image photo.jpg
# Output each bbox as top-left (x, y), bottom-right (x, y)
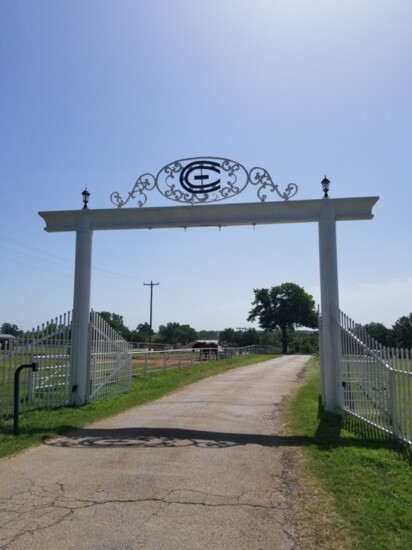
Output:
top-left (82, 188), bottom-right (90, 209)
top-left (321, 176), bottom-right (330, 198)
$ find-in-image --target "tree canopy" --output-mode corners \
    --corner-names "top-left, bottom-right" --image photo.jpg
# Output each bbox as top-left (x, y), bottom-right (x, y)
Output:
top-left (131, 322), bottom-right (154, 343)
top-left (363, 315), bottom-right (412, 349)
top-left (364, 322), bottom-right (394, 347)
top-left (247, 282), bottom-right (317, 353)
top-left (158, 322), bottom-right (197, 347)
top-left (392, 314), bottom-right (412, 349)
top-left (219, 328), bottom-right (266, 348)
top-left (0, 322), bottom-right (22, 336)
top-left (97, 311), bottom-right (131, 340)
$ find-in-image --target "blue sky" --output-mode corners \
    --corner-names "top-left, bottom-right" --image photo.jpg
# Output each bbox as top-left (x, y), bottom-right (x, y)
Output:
top-left (1, 0), bottom-right (412, 332)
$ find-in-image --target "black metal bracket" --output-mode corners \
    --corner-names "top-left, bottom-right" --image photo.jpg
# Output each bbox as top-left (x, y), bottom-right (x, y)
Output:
top-left (14, 362), bottom-right (38, 435)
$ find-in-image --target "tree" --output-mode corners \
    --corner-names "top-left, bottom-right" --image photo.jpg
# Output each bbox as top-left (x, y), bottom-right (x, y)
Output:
top-left (219, 327), bottom-right (277, 348)
top-left (219, 328), bottom-right (238, 347)
top-left (364, 322), bottom-right (393, 347)
top-left (260, 329), bottom-right (282, 348)
top-left (130, 322), bottom-right (154, 343)
top-left (197, 330), bottom-right (219, 340)
top-left (98, 312), bottom-right (131, 340)
top-left (158, 322), bottom-right (197, 347)
top-left (392, 314), bottom-right (412, 349)
top-left (247, 283), bottom-right (317, 353)
top-left (0, 323), bottom-right (22, 336)
top-left (288, 331), bottom-right (319, 354)
top-left (238, 328), bottom-right (259, 347)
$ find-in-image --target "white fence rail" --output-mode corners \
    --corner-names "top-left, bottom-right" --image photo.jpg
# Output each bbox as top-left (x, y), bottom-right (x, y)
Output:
top-left (131, 345), bottom-right (281, 377)
top-left (339, 311), bottom-right (412, 445)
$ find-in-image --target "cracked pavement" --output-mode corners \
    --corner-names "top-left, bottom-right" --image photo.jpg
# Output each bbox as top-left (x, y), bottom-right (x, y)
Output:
top-left (0, 355), bottom-right (311, 549)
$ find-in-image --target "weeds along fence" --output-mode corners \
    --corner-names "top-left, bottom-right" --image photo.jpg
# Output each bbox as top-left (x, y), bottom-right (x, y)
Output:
top-left (132, 344), bottom-right (280, 377)
top-left (339, 311), bottom-right (412, 446)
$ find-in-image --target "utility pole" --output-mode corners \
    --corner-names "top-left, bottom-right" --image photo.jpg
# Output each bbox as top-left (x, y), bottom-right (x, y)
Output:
top-left (144, 280), bottom-right (159, 350)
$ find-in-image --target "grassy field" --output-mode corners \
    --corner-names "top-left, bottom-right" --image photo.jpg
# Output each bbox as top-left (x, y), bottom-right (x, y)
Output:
top-left (0, 353), bottom-right (278, 458)
top-left (287, 357), bottom-right (412, 550)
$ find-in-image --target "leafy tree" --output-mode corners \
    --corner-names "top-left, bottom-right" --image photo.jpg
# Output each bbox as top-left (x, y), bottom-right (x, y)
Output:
top-left (158, 322), bottom-right (197, 347)
top-left (258, 330), bottom-right (282, 348)
top-left (219, 328), bottom-right (238, 347)
top-left (197, 330), bottom-right (219, 340)
top-left (0, 323), bottom-right (22, 336)
top-left (289, 331), bottom-right (319, 354)
top-left (219, 328), bottom-right (277, 348)
top-left (98, 312), bottom-right (131, 340)
top-left (364, 322), bottom-right (394, 347)
top-left (247, 282), bottom-right (317, 353)
top-left (130, 322), bottom-right (154, 343)
top-left (392, 314), bottom-right (412, 349)
top-left (238, 328), bottom-right (259, 347)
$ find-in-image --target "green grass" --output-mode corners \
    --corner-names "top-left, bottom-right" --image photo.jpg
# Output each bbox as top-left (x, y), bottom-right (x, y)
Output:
top-left (4, 353), bottom-right (411, 548)
top-left (287, 357), bottom-right (412, 550)
top-left (0, 353), bottom-right (278, 459)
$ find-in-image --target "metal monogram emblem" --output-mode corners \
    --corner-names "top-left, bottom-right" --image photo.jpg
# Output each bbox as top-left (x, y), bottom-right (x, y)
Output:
top-left (179, 160), bottom-right (221, 194)
top-left (110, 157), bottom-right (298, 207)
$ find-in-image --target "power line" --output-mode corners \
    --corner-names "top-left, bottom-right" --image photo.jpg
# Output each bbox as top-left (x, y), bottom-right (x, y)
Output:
top-left (0, 233), bottom-right (151, 284)
top-left (143, 280), bottom-right (159, 349)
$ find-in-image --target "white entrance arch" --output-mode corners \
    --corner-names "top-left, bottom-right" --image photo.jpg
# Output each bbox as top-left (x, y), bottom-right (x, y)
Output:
top-left (39, 158), bottom-right (378, 413)
top-left (40, 196), bottom-right (378, 412)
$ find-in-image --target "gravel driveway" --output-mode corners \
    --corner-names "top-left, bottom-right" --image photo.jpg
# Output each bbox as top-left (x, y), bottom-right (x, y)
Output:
top-left (0, 355), bottom-right (312, 549)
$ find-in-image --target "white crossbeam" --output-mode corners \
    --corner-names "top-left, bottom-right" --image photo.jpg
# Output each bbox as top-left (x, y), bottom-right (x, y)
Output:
top-left (39, 197), bottom-right (378, 232)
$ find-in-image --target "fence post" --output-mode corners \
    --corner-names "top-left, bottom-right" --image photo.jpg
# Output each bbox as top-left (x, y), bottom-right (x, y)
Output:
top-left (70, 211), bottom-right (93, 406)
top-left (318, 200), bottom-right (342, 414)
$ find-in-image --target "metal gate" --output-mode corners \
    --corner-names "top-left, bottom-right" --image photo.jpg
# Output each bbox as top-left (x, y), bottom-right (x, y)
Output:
top-left (89, 311), bottom-right (132, 401)
top-left (0, 312), bottom-right (72, 417)
top-left (0, 311), bottom-right (132, 418)
top-left (339, 311), bottom-right (412, 445)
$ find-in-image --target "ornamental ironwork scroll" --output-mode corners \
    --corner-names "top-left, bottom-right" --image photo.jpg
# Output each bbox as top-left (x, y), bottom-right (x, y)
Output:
top-left (110, 157), bottom-right (298, 207)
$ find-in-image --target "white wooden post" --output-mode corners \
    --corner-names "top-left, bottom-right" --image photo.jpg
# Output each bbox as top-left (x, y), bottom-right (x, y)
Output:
top-left (318, 199), bottom-right (342, 413)
top-left (69, 211), bottom-right (93, 406)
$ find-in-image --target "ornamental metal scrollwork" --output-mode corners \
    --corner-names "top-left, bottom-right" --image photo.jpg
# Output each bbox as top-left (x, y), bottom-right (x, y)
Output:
top-left (110, 173), bottom-right (156, 208)
top-left (248, 167), bottom-right (298, 202)
top-left (110, 157), bottom-right (298, 207)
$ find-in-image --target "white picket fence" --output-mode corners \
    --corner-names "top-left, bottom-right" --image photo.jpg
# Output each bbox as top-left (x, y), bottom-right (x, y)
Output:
top-left (339, 311), bottom-right (412, 445)
top-left (0, 311), bottom-right (132, 418)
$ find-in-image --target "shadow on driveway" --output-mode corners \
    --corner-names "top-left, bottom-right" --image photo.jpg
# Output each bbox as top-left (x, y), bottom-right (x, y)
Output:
top-left (43, 423), bottom-right (399, 452)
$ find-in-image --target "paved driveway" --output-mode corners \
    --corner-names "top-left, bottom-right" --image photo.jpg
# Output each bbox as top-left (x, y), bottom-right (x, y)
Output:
top-left (0, 355), bottom-right (311, 549)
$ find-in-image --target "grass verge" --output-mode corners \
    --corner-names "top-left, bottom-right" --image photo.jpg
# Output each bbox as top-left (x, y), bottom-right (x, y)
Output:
top-left (286, 357), bottom-right (412, 550)
top-left (0, 354), bottom-right (278, 459)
